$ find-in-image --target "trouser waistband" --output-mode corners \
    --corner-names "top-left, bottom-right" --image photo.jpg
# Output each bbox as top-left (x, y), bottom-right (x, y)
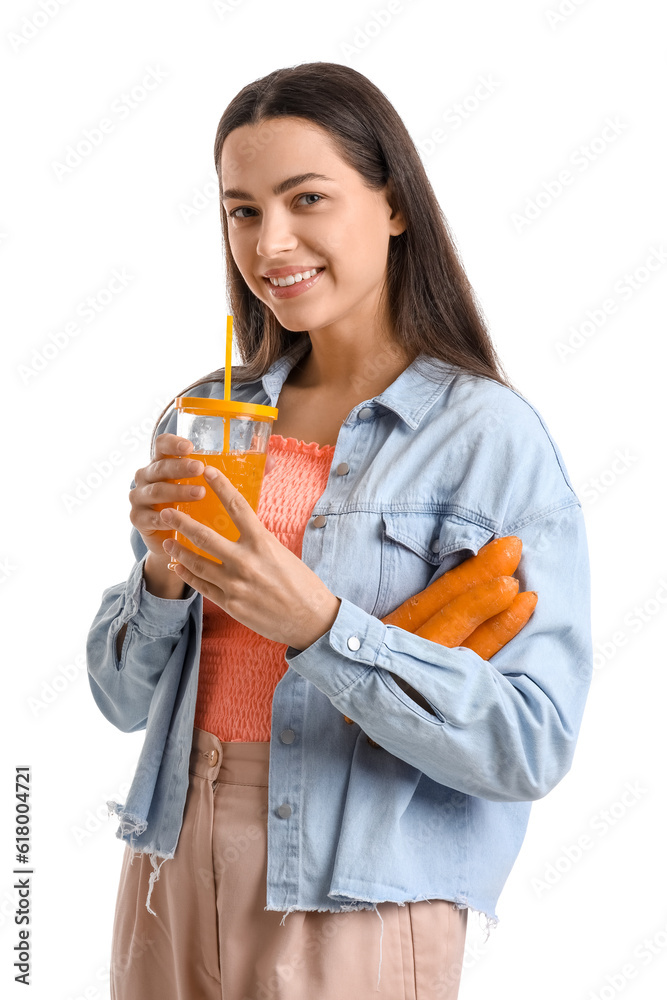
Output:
top-left (189, 726), bottom-right (271, 785)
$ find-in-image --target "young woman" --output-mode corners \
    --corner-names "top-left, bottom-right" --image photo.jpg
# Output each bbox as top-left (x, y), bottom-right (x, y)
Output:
top-left (87, 62), bottom-right (593, 1000)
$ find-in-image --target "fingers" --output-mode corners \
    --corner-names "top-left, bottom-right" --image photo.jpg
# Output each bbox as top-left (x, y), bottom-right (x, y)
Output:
top-left (129, 502), bottom-right (176, 537)
top-left (160, 508), bottom-right (226, 566)
top-left (130, 435), bottom-right (206, 536)
top-left (141, 455), bottom-right (204, 486)
top-left (154, 432), bottom-right (194, 460)
top-left (201, 465), bottom-right (257, 537)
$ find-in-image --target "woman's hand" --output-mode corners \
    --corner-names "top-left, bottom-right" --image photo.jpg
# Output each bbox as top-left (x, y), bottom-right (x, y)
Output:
top-left (129, 433), bottom-right (206, 559)
top-left (158, 465), bottom-right (341, 651)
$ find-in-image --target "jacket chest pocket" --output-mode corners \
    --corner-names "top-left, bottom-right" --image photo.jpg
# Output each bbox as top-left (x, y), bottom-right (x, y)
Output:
top-left (372, 510), bottom-right (496, 621)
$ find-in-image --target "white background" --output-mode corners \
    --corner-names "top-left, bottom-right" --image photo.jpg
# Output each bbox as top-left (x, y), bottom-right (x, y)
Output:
top-left (2, 1), bottom-right (666, 997)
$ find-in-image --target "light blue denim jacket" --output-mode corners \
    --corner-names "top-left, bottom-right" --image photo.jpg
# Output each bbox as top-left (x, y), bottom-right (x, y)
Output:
top-left (87, 336), bottom-right (593, 975)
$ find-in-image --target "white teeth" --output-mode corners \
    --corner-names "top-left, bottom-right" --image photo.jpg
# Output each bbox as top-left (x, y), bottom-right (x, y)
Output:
top-left (269, 268), bottom-right (322, 287)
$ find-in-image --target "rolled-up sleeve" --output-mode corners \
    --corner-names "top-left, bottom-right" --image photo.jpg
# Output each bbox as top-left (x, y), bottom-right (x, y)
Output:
top-left (86, 499), bottom-right (200, 734)
top-left (285, 499), bottom-right (593, 803)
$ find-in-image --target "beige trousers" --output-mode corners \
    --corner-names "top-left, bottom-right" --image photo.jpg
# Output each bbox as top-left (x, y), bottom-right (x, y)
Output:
top-left (110, 727), bottom-right (468, 1000)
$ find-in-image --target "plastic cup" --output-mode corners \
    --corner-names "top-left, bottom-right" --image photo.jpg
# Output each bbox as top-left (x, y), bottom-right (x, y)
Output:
top-left (157, 396), bottom-right (278, 564)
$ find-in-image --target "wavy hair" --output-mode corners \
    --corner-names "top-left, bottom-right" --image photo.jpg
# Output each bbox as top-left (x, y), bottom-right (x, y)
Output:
top-left (151, 61), bottom-right (515, 450)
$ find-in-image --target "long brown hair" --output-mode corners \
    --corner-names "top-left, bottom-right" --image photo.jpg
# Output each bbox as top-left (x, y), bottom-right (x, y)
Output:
top-left (152, 61), bottom-right (515, 449)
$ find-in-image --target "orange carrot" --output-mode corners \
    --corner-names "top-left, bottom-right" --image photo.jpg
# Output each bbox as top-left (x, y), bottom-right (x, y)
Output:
top-left (460, 591), bottom-right (538, 659)
top-left (343, 580), bottom-right (533, 726)
top-left (415, 576), bottom-right (520, 646)
top-left (381, 535), bottom-right (521, 633)
top-left (344, 537), bottom-right (527, 726)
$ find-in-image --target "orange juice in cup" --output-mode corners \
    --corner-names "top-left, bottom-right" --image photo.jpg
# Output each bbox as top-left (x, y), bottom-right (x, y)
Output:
top-left (160, 397), bottom-right (278, 564)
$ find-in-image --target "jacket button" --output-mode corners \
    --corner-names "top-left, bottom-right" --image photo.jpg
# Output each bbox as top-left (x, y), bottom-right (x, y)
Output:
top-left (312, 514), bottom-right (327, 527)
top-left (347, 636), bottom-right (361, 651)
top-left (358, 407), bottom-right (373, 421)
top-left (431, 539), bottom-right (440, 552)
top-left (277, 803), bottom-right (292, 819)
top-left (280, 728), bottom-right (295, 744)
top-left (336, 462), bottom-right (350, 476)
top-left (367, 736), bottom-right (381, 748)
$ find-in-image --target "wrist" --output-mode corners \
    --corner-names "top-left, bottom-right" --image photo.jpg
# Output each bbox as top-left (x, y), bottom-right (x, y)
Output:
top-left (292, 594), bottom-right (341, 651)
top-left (143, 550), bottom-right (189, 600)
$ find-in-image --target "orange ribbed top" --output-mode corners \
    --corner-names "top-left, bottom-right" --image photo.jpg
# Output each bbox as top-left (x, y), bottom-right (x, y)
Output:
top-left (193, 433), bottom-right (336, 742)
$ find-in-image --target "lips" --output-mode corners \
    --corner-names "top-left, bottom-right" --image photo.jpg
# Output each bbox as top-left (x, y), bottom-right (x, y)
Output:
top-left (263, 264), bottom-right (324, 278)
top-left (264, 265), bottom-right (325, 299)
top-left (262, 265), bottom-right (325, 279)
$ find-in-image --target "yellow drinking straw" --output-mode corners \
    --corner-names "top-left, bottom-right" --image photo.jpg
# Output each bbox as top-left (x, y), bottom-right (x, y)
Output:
top-left (223, 314), bottom-right (232, 454)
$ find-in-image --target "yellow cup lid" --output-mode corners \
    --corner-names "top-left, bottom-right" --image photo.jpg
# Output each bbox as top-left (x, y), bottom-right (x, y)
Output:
top-left (175, 396), bottom-right (278, 420)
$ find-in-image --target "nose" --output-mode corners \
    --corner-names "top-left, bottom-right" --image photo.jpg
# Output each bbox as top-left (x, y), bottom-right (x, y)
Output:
top-left (255, 207), bottom-right (298, 260)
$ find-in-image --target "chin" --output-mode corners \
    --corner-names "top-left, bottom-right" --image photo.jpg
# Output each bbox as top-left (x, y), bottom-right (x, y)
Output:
top-left (269, 302), bottom-right (324, 332)
top-left (264, 303), bottom-right (301, 330)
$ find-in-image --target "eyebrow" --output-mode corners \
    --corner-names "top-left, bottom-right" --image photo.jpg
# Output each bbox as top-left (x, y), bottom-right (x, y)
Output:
top-left (222, 172), bottom-right (335, 201)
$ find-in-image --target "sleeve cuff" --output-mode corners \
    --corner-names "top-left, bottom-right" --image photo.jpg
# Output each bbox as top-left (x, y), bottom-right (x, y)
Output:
top-left (122, 554), bottom-right (199, 637)
top-left (284, 596), bottom-right (386, 698)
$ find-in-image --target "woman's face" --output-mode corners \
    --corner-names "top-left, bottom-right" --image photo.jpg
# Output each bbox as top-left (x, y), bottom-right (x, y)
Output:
top-left (219, 117), bottom-right (405, 335)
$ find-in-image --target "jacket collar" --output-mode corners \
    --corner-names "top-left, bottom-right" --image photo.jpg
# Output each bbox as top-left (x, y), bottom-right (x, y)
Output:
top-left (259, 337), bottom-right (459, 431)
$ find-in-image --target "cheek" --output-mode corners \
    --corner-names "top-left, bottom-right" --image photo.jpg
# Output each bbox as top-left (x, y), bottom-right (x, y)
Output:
top-left (337, 213), bottom-right (388, 280)
top-left (228, 226), bottom-right (252, 262)
top-left (228, 238), bottom-right (258, 288)
top-left (338, 247), bottom-right (387, 291)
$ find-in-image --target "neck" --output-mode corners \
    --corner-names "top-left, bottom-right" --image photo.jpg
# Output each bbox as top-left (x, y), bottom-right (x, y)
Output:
top-left (290, 324), bottom-right (416, 398)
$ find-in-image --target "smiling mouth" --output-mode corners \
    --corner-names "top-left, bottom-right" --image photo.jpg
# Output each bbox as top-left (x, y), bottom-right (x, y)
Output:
top-left (263, 267), bottom-right (325, 287)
